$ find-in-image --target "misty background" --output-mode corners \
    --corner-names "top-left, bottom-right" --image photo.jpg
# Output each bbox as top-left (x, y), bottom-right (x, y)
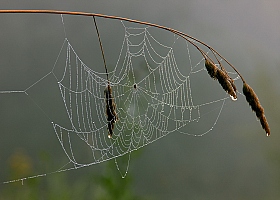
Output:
top-left (0, 0), bottom-right (280, 199)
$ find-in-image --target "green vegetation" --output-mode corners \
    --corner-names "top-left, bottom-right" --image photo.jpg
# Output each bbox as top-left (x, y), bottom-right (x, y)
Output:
top-left (0, 150), bottom-right (148, 200)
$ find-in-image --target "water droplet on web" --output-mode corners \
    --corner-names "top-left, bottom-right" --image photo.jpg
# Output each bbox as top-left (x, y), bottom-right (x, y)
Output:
top-left (230, 95), bottom-right (237, 101)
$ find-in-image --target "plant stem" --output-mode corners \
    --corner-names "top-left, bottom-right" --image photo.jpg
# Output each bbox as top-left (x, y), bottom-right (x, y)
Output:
top-left (0, 9), bottom-right (245, 82)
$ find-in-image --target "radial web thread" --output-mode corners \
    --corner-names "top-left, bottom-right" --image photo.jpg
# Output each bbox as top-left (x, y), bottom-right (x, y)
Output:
top-left (51, 22), bottom-right (236, 175)
top-left (2, 18), bottom-right (240, 183)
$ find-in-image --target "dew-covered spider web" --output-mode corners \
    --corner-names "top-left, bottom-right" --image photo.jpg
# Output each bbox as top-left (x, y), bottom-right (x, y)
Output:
top-left (1, 15), bottom-right (241, 183)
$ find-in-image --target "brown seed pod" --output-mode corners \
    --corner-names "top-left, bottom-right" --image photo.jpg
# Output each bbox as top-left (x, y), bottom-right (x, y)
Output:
top-left (205, 59), bottom-right (218, 79)
top-left (205, 59), bottom-right (237, 100)
top-left (220, 66), bottom-right (237, 94)
top-left (215, 69), bottom-right (237, 100)
top-left (243, 82), bottom-right (270, 136)
top-left (104, 84), bottom-right (118, 138)
top-left (229, 77), bottom-right (237, 94)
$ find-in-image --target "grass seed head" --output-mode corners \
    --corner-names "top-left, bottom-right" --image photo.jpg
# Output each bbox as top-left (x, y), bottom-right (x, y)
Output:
top-left (205, 59), bottom-right (237, 100)
top-left (205, 59), bottom-right (218, 79)
top-left (243, 82), bottom-right (270, 136)
top-left (216, 69), bottom-right (237, 100)
top-left (104, 85), bottom-right (118, 138)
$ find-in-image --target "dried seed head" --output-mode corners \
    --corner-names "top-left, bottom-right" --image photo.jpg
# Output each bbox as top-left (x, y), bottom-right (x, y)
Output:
top-left (260, 115), bottom-right (270, 137)
top-left (205, 59), bottom-right (237, 100)
top-left (216, 69), bottom-right (237, 100)
top-left (243, 82), bottom-right (270, 136)
top-left (229, 77), bottom-right (237, 93)
top-left (227, 76), bottom-right (237, 101)
top-left (104, 85), bottom-right (118, 138)
top-left (205, 59), bottom-right (218, 79)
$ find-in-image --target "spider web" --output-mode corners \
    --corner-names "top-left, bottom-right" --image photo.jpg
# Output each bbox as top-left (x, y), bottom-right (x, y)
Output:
top-left (2, 16), bottom-right (240, 183)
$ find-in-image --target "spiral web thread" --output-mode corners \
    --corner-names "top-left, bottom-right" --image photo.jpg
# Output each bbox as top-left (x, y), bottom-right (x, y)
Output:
top-left (2, 17), bottom-right (239, 183)
top-left (51, 20), bottom-right (237, 177)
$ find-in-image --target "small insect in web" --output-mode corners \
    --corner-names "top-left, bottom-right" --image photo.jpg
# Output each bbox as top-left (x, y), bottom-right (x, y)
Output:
top-left (104, 84), bottom-right (118, 138)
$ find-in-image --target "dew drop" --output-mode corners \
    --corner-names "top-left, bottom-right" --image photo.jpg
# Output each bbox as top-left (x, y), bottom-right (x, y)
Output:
top-left (230, 95), bottom-right (237, 101)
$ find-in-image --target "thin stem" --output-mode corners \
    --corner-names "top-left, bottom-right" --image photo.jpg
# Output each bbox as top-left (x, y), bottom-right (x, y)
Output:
top-left (93, 16), bottom-right (109, 84)
top-left (0, 9), bottom-right (245, 82)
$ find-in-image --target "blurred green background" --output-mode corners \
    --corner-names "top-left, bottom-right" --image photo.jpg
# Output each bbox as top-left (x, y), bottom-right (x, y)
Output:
top-left (0, 0), bottom-right (280, 199)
